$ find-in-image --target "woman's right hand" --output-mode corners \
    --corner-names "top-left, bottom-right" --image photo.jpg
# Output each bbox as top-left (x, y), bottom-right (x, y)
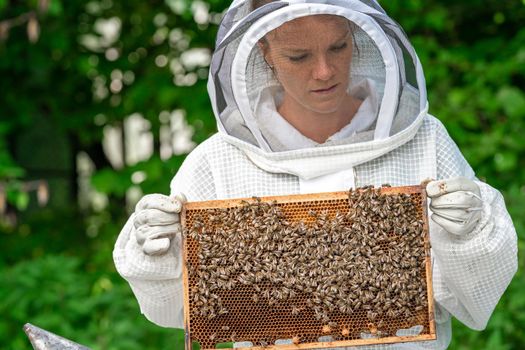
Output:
top-left (133, 193), bottom-right (186, 256)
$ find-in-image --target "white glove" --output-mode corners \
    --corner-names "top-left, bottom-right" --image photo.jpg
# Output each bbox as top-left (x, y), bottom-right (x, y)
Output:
top-left (426, 177), bottom-right (483, 236)
top-left (133, 193), bottom-right (186, 255)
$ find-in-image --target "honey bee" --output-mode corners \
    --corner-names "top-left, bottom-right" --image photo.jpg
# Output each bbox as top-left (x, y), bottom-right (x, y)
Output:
top-left (187, 187), bottom-right (429, 343)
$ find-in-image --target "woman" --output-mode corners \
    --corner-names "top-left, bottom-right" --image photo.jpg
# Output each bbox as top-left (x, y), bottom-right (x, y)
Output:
top-left (113, 1), bottom-right (517, 348)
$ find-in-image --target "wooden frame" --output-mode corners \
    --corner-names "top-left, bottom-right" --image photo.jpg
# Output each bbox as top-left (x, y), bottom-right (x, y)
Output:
top-left (181, 186), bottom-right (435, 349)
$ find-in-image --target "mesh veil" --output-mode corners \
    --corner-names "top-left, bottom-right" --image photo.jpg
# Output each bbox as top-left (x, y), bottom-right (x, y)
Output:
top-left (207, 0), bottom-right (427, 152)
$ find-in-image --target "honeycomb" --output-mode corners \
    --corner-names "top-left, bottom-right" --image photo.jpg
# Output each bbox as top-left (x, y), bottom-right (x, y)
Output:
top-left (181, 185), bottom-right (435, 349)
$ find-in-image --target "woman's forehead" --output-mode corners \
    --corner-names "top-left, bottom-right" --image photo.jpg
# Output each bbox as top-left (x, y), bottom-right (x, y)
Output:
top-left (267, 15), bottom-right (351, 44)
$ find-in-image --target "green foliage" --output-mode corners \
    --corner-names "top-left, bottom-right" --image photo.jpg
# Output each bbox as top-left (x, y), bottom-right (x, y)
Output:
top-left (0, 254), bottom-right (184, 349)
top-left (1, 0), bottom-right (211, 346)
top-left (0, 0), bottom-right (524, 349)
top-left (381, 1), bottom-right (525, 349)
top-left (0, 119), bottom-right (27, 210)
top-left (91, 155), bottom-right (186, 197)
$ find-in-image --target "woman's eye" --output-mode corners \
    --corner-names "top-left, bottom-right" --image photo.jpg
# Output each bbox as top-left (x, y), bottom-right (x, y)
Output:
top-left (331, 42), bottom-right (348, 52)
top-left (288, 54), bottom-right (308, 62)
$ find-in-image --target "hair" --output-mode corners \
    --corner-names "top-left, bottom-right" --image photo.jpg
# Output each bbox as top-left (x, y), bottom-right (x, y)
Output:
top-left (251, 0), bottom-right (278, 11)
top-left (252, 0), bottom-right (361, 61)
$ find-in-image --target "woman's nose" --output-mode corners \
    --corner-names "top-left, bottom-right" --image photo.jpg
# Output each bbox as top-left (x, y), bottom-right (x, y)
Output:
top-left (312, 56), bottom-right (334, 81)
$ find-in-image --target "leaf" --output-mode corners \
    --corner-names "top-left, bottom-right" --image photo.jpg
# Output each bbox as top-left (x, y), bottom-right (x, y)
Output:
top-left (486, 329), bottom-right (507, 350)
top-left (215, 342), bottom-right (233, 348)
top-left (493, 152), bottom-right (518, 172)
top-left (91, 168), bottom-right (132, 197)
top-left (0, 161), bottom-right (26, 178)
top-left (48, 0), bottom-right (63, 16)
top-left (15, 191), bottom-right (30, 210)
top-left (496, 86), bottom-right (525, 119)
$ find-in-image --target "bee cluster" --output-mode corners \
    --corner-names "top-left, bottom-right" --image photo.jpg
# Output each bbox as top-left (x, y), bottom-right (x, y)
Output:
top-left (185, 186), bottom-right (429, 343)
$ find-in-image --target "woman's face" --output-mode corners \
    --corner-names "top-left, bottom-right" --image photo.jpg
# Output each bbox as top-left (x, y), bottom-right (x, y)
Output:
top-left (261, 15), bottom-right (353, 116)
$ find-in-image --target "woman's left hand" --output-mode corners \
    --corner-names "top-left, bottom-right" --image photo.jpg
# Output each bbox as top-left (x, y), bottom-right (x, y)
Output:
top-left (426, 177), bottom-right (483, 236)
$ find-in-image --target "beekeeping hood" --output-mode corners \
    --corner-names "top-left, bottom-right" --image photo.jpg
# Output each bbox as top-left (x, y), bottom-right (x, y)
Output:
top-left (207, 0), bottom-right (428, 180)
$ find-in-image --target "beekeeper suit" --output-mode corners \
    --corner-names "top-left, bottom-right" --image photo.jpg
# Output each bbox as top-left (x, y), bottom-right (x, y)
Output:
top-left (113, 0), bottom-right (517, 349)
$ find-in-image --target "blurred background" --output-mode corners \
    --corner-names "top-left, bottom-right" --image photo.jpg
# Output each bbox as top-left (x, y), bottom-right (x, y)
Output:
top-left (0, 0), bottom-right (524, 349)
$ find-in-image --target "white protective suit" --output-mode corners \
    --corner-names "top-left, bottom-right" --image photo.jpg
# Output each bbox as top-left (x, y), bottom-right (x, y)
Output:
top-left (113, 0), bottom-right (518, 349)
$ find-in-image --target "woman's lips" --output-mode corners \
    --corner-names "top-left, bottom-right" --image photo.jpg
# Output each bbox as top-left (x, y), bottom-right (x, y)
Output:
top-left (311, 84), bottom-right (338, 94)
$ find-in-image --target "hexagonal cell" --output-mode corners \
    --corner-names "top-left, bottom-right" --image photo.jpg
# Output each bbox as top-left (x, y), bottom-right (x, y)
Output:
top-left (182, 186), bottom-right (435, 349)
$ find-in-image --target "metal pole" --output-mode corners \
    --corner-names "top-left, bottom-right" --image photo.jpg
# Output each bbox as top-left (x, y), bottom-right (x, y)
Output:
top-left (23, 323), bottom-right (91, 350)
